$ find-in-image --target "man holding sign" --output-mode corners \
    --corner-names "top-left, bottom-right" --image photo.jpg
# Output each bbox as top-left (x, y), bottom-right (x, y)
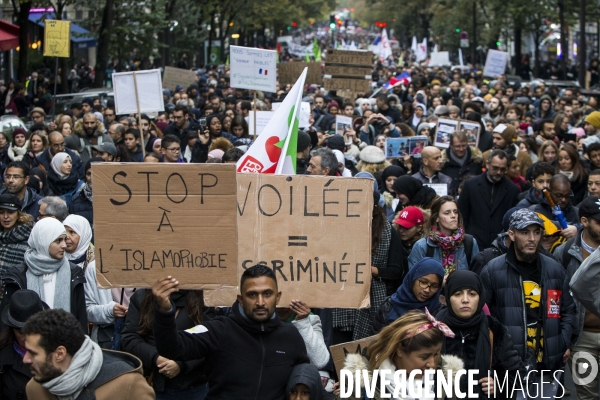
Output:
top-left (152, 265), bottom-right (309, 399)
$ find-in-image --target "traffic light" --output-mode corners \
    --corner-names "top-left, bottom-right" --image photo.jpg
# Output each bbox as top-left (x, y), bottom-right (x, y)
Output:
top-left (286, 25), bottom-right (291, 31)
top-left (292, 22), bottom-right (297, 27)
top-left (496, 41), bottom-right (501, 46)
top-left (329, 14), bottom-right (336, 29)
top-left (455, 28), bottom-right (461, 33)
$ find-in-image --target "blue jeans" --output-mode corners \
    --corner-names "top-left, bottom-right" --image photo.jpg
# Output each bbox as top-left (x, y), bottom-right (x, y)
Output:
top-left (155, 383), bottom-right (209, 400)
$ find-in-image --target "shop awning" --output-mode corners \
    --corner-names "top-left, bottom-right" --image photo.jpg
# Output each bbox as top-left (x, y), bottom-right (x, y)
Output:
top-left (0, 20), bottom-right (19, 51)
top-left (29, 12), bottom-right (96, 49)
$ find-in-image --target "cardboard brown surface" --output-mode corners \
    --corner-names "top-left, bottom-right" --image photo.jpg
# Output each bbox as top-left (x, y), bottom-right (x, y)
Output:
top-left (323, 78), bottom-right (370, 92)
top-left (324, 65), bottom-right (372, 77)
top-left (204, 174), bottom-right (373, 308)
top-left (278, 62), bottom-right (322, 85)
top-left (330, 335), bottom-right (377, 378)
top-left (92, 163), bottom-right (238, 289)
top-left (162, 67), bottom-right (197, 91)
top-left (325, 49), bottom-right (373, 66)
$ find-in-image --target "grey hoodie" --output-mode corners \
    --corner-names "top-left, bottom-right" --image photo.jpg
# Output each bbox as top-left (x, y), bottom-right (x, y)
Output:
top-left (286, 364), bottom-right (335, 400)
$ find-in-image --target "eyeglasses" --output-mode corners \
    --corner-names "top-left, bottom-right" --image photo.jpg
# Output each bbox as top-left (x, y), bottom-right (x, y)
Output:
top-left (165, 147), bottom-right (181, 153)
top-left (5, 174), bottom-right (24, 180)
top-left (417, 279), bottom-right (440, 291)
top-left (551, 191), bottom-right (574, 200)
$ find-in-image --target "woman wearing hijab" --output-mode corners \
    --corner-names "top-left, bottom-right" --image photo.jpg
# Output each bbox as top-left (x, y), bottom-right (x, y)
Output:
top-left (436, 270), bottom-right (523, 398)
top-left (63, 215), bottom-right (128, 349)
top-left (410, 104), bottom-right (426, 131)
top-left (380, 165), bottom-right (406, 221)
top-left (47, 152), bottom-right (83, 198)
top-left (27, 167), bottom-right (51, 196)
top-left (372, 257), bottom-right (444, 333)
top-left (0, 218), bottom-right (87, 332)
top-left (392, 175), bottom-right (439, 213)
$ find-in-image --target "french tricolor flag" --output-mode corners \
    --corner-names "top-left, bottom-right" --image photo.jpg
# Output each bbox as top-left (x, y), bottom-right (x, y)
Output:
top-left (259, 69), bottom-right (268, 75)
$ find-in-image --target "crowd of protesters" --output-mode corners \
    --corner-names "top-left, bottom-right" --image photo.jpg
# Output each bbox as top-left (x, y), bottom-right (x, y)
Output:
top-left (0, 56), bottom-right (599, 399)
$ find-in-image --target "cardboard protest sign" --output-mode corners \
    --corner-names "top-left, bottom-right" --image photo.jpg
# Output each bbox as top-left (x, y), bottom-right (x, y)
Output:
top-left (113, 70), bottom-right (165, 115)
top-left (330, 335), bottom-right (377, 378)
top-left (92, 163), bottom-right (238, 289)
top-left (246, 111), bottom-right (275, 136)
top-left (278, 62), bottom-right (322, 86)
top-left (324, 49), bottom-right (373, 93)
top-left (203, 174), bottom-right (373, 308)
top-left (230, 45), bottom-right (277, 92)
top-left (483, 49), bottom-right (508, 77)
top-left (162, 67), bottom-right (197, 92)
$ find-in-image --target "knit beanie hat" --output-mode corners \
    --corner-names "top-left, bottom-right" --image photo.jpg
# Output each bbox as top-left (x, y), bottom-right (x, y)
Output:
top-left (493, 123), bottom-right (517, 144)
top-left (359, 145), bottom-right (386, 164)
top-left (585, 111), bottom-right (600, 130)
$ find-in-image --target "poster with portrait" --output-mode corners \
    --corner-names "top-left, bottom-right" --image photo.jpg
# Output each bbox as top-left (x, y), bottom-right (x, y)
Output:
top-left (435, 118), bottom-right (459, 148)
top-left (458, 120), bottom-right (481, 149)
top-left (385, 138), bottom-right (410, 159)
top-left (335, 115), bottom-right (353, 136)
top-left (408, 135), bottom-right (429, 158)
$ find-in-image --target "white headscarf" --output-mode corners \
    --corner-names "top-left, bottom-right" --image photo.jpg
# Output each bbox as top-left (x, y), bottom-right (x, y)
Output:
top-left (51, 152), bottom-right (71, 180)
top-left (63, 215), bottom-right (93, 263)
top-left (28, 217), bottom-right (67, 257)
top-left (25, 218), bottom-right (72, 312)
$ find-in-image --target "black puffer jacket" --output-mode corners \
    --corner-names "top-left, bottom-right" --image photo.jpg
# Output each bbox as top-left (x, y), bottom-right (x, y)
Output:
top-left (153, 300), bottom-right (310, 400)
top-left (480, 248), bottom-right (575, 371)
top-left (439, 315), bottom-right (524, 400)
top-left (121, 289), bottom-right (214, 393)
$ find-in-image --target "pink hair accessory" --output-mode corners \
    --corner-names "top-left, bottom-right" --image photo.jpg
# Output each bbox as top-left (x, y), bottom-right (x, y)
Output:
top-left (404, 307), bottom-right (455, 339)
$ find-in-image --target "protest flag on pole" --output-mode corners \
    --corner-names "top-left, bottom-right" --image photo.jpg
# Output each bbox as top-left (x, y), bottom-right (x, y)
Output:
top-left (379, 28), bottom-right (392, 62)
top-left (458, 48), bottom-right (464, 66)
top-left (236, 68), bottom-right (308, 174)
top-left (411, 36), bottom-right (418, 53)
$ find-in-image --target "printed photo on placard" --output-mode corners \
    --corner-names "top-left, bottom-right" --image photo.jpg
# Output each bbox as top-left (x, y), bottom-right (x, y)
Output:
top-left (335, 115), bottom-right (353, 137)
top-left (435, 118), bottom-right (459, 148)
top-left (459, 121), bottom-right (481, 148)
top-left (385, 138), bottom-right (410, 159)
top-left (409, 135), bottom-right (429, 158)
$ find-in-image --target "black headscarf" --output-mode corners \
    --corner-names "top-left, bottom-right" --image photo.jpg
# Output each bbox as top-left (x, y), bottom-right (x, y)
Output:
top-left (28, 167), bottom-right (50, 196)
top-left (392, 175), bottom-right (422, 199)
top-left (381, 165), bottom-right (406, 194)
top-left (436, 270), bottom-right (491, 393)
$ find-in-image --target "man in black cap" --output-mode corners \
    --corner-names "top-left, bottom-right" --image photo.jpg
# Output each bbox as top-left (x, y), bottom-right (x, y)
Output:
top-left (554, 196), bottom-right (600, 400)
top-left (0, 289), bottom-right (49, 399)
top-left (481, 208), bottom-right (575, 397)
top-left (81, 97), bottom-right (94, 114)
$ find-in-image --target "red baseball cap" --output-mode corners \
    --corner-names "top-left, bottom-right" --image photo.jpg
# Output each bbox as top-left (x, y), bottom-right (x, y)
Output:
top-left (394, 206), bottom-right (424, 228)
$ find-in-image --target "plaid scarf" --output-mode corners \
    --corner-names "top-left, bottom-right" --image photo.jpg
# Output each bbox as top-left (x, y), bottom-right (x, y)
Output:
top-left (0, 223), bottom-right (32, 279)
top-left (82, 183), bottom-right (93, 203)
top-left (429, 227), bottom-right (464, 275)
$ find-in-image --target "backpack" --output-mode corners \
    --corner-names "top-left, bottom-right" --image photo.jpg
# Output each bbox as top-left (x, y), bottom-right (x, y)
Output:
top-left (426, 234), bottom-right (474, 267)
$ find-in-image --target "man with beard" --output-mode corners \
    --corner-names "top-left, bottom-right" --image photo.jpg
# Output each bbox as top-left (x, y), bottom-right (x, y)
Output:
top-left (482, 123), bottom-right (532, 177)
top-left (22, 309), bottom-right (153, 399)
top-left (0, 161), bottom-right (42, 219)
top-left (458, 150), bottom-right (520, 248)
top-left (152, 265), bottom-right (309, 399)
top-left (484, 97), bottom-right (503, 123)
top-left (584, 111), bottom-right (600, 137)
top-left (67, 113), bottom-right (113, 164)
top-left (36, 132), bottom-right (84, 180)
top-left (555, 197), bottom-right (600, 399)
top-left (481, 209), bottom-right (575, 398)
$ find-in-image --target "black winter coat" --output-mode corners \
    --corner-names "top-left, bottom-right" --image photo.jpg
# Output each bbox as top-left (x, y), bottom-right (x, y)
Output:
top-left (69, 185), bottom-right (93, 228)
top-left (153, 300), bottom-right (310, 400)
top-left (480, 251), bottom-right (575, 371)
top-left (0, 262), bottom-right (87, 333)
top-left (121, 289), bottom-right (213, 392)
top-left (0, 343), bottom-right (31, 400)
top-left (441, 147), bottom-right (483, 197)
top-left (440, 315), bottom-right (524, 399)
top-left (457, 174), bottom-right (520, 249)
